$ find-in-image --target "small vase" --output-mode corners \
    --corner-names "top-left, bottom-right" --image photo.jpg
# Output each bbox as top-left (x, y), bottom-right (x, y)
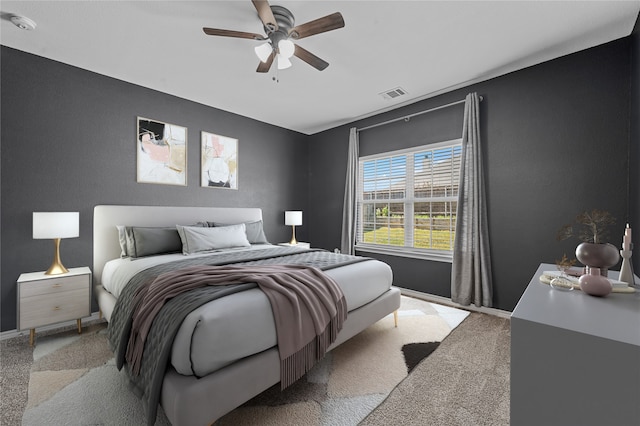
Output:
top-left (575, 242), bottom-right (620, 277)
top-left (579, 267), bottom-right (612, 297)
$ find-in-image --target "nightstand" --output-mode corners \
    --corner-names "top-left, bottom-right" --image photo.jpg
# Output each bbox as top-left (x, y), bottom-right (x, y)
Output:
top-left (17, 266), bottom-right (92, 346)
top-left (278, 242), bottom-right (311, 249)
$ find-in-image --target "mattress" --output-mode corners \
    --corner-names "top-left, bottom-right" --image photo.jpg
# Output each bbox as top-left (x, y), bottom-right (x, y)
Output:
top-left (102, 245), bottom-right (393, 377)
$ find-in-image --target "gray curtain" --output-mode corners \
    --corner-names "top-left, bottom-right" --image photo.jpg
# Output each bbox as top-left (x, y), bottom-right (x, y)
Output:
top-left (451, 92), bottom-right (493, 307)
top-left (340, 127), bottom-right (359, 255)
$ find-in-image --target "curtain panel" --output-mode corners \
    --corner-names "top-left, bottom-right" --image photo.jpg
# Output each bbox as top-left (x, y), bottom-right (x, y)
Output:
top-left (340, 128), bottom-right (359, 255)
top-left (451, 92), bottom-right (493, 307)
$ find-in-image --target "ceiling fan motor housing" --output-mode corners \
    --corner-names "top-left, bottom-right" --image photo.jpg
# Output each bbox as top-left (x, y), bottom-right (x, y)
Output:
top-left (267, 6), bottom-right (295, 36)
top-left (262, 5), bottom-right (296, 55)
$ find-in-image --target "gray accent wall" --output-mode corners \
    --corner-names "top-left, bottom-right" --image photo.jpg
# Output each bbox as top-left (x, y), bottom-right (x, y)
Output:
top-left (308, 37), bottom-right (633, 311)
top-left (1, 47), bottom-right (308, 331)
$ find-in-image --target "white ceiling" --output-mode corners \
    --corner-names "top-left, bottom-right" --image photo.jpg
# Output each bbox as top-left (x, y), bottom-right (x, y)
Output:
top-left (1, 1), bottom-right (639, 135)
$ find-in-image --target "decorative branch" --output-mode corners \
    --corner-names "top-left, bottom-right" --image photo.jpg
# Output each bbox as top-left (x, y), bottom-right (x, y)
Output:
top-left (556, 209), bottom-right (616, 244)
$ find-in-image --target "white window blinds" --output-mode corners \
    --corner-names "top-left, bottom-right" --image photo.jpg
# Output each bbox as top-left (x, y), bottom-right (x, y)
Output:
top-left (357, 138), bottom-right (462, 261)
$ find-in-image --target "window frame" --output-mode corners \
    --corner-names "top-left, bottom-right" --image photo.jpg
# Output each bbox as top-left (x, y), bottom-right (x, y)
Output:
top-left (355, 138), bottom-right (462, 263)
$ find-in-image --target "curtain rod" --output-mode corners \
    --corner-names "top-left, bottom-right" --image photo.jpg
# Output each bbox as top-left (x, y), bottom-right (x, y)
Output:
top-left (357, 95), bottom-right (483, 133)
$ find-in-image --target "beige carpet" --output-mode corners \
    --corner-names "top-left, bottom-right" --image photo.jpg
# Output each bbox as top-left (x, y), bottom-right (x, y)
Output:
top-left (17, 296), bottom-right (471, 426)
top-left (361, 312), bottom-right (511, 426)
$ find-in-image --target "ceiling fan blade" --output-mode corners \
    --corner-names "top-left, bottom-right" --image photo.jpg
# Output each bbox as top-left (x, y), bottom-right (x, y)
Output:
top-left (256, 51), bottom-right (275, 73)
top-left (293, 44), bottom-right (329, 71)
top-left (289, 12), bottom-right (345, 40)
top-left (203, 27), bottom-right (266, 40)
top-left (252, 0), bottom-right (278, 32)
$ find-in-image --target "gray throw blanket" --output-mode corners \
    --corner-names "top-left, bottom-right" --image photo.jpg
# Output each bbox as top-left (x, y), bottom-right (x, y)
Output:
top-left (107, 247), bottom-right (370, 425)
top-left (126, 264), bottom-right (347, 388)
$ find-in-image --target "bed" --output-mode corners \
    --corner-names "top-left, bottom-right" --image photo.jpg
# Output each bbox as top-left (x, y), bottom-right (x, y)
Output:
top-left (93, 205), bottom-right (401, 426)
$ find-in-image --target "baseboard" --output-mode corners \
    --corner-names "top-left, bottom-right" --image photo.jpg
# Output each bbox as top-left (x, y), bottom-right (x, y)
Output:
top-left (0, 311), bottom-right (104, 341)
top-left (399, 288), bottom-right (512, 319)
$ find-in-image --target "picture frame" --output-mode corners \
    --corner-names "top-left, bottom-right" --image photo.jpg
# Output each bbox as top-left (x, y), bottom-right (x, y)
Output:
top-left (201, 131), bottom-right (238, 190)
top-left (137, 116), bottom-right (187, 186)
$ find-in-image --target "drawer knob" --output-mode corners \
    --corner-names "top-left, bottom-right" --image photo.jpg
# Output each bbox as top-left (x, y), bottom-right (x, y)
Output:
top-left (52, 284), bottom-right (62, 288)
top-left (53, 306), bottom-right (61, 311)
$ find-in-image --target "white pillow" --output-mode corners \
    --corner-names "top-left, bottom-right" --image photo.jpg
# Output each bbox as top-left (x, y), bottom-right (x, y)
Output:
top-left (176, 223), bottom-right (250, 254)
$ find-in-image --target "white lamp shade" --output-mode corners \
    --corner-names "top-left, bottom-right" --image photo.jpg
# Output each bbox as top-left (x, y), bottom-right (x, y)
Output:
top-left (278, 39), bottom-right (295, 59)
top-left (33, 212), bottom-right (79, 239)
top-left (254, 42), bottom-right (273, 63)
top-left (277, 54), bottom-right (292, 70)
top-left (285, 211), bottom-right (302, 226)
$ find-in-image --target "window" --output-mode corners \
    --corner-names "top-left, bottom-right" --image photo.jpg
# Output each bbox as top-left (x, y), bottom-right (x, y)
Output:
top-left (356, 139), bottom-right (462, 261)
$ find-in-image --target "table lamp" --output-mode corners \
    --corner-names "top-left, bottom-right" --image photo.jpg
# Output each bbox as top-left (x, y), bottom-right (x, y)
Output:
top-left (285, 211), bottom-right (302, 245)
top-left (33, 212), bottom-right (79, 275)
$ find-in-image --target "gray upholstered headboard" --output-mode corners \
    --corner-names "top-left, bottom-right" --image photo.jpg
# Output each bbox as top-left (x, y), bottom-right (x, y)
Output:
top-left (93, 205), bottom-right (263, 286)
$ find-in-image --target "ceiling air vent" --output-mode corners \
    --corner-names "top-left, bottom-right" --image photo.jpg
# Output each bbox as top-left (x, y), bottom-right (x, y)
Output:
top-left (379, 87), bottom-right (408, 100)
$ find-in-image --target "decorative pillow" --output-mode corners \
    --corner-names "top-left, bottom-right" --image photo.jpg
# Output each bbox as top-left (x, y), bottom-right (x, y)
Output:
top-left (123, 226), bottom-right (183, 258)
top-left (208, 220), bottom-right (269, 244)
top-left (177, 223), bottom-right (250, 255)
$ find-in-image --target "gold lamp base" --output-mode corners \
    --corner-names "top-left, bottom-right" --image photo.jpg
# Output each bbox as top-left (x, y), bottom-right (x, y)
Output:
top-left (45, 238), bottom-right (69, 275)
top-left (289, 226), bottom-right (298, 245)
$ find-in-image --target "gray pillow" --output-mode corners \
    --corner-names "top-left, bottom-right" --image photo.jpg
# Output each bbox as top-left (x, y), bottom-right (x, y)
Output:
top-left (117, 223), bottom-right (207, 258)
top-left (120, 226), bottom-right (183, 258)
top-left (177, 223), bottom-right (250, 255)
top-left (209, 220), bottom-right (269, 244)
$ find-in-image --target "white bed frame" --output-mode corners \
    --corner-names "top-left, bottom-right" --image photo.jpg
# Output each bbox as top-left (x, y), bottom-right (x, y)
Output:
top-left (93, 205), bottom-right (401, 426)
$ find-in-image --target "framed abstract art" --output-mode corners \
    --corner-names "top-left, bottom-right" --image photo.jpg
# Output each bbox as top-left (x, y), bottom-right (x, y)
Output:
top-left (137, 117), bottom-right (187, 185)
top-left (201, 131), bottom-right (238, 189)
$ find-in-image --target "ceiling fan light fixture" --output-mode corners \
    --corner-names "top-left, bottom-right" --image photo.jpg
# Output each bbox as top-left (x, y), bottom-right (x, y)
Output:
top-left (254, 42), bottom-right (273, 63)
top-left (277, 54), bottom-right (292, 70)
top-left (278, 39), bottom-right (295, 59)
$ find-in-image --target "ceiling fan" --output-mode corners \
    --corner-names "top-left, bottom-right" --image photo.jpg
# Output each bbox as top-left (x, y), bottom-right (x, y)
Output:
top-left (203, 0), bottom-right (345, 72)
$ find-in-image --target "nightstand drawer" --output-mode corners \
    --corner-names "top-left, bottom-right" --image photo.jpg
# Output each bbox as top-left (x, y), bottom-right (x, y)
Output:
top-left (19, 287), bottom-right (90, 330)
top-left (19, 274), bottom-right (89, 298)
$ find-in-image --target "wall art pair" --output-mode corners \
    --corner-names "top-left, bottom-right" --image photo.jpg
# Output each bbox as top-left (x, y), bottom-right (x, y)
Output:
top-left (136, 116), bottom-right (238, 189)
